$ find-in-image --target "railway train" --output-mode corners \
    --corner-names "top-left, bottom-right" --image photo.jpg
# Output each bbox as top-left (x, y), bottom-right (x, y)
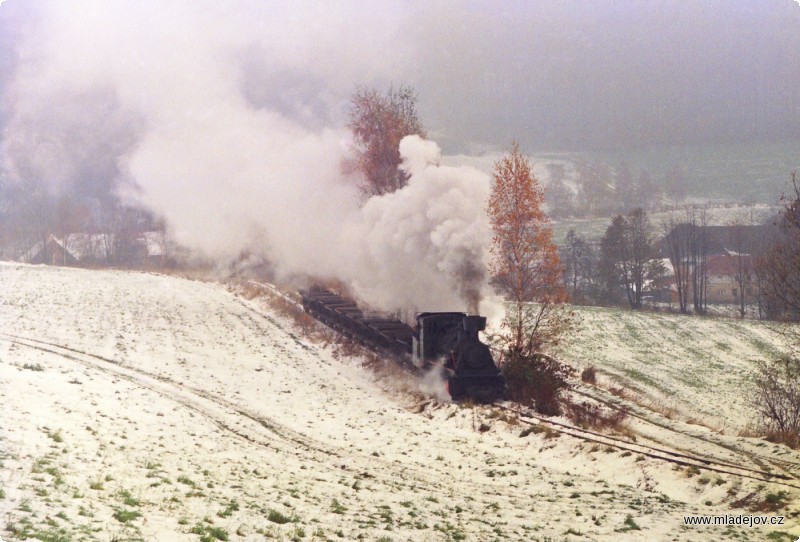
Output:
top-left (300, 286), bottom-right (506, 403)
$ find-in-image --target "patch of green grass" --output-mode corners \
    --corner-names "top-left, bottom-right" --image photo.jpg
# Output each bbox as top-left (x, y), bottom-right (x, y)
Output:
top-left (766, 531), bottom-right (798, 541)
top-left (112, 508), bottom-right (142, 523)
top-left (761, 491), bottom-right (791, 512)
top-left (191, 523), bottom-right (229, 541)
top-left (117, 489), bottom-right (141, 507)
top-left (217, 499), bottom-right (239, 518)
top-left (617, 514), bottom-right (641, 532)
top-left (31, 528), bottom-right (71, 542)
top-left (177, 475), bottom-right (196, 487)
top-left (330, 499), bottom-right (346, 515)
top-left (620, 367), bottom-right (664, 391)
top-left (267, 509), bottom-right (293, 524)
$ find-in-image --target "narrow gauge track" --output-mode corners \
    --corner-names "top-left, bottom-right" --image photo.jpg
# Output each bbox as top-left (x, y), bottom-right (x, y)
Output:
top-left (8, 331), bottom-right (796, 488)
top-left (269, 285), bottom-right (800, 488)
top-left (571, 385), bottom-right (800, 478)
top-left (494, 404), bottom-right (800, 489)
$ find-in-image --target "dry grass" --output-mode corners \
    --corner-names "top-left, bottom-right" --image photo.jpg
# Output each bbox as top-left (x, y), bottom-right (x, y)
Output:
top-left (644, 399), bottom-right (678, 421)
top-left (486, 408), bottom-right (520, 426)
top-left (237, 281), bottom-right (263, 300)
top-left (607, 386), bottom-right (629, 400)
top-left (763, 428), bottom-right (800, 449)
top-left (736, 424), bottom-right (800, 449)
top-left (600, 382), bottom-right (681, 424)
top-left (565, 399), bottom-right (629, 433)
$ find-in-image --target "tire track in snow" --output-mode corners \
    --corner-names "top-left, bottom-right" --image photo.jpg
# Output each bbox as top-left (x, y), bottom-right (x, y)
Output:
top-left (0, 332), bottom-right (341, 459)
top-left (0, 332), bottom-right (514, 501)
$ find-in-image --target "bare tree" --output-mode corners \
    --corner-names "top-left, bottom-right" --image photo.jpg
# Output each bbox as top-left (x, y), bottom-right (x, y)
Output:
top-left (662, 214), bottom-right (687, 313)
top-left (728, 210), bottom-right (756, 319)
top-left (752, 174), bottom-right (800, 447)
top-left (689, 207), bottom-right (709, 314)
top-left (757, 173), bottom-right (800, 321)
top-left (753, 353), bottom-right (800, 446)
top-left (662, 207), bottom-right (709, 314)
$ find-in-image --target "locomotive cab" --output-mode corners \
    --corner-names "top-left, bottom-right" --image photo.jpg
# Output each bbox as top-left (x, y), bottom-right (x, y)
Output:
top-left (412, 312), bottom-right (506, 403)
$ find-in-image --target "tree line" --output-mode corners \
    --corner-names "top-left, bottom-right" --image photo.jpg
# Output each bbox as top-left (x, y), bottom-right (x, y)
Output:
top-left (558, 204), bottom-right (797, 321)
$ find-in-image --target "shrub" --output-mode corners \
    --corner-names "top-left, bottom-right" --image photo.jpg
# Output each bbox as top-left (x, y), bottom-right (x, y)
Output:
top-left (565, 400), bottom-right (628, 431)
top-left (752, 354), bottom-right (800, 447)
top-left (580, 366), bottom-right (597, 384)
top-left (502, 353), bottom-right (574, 415)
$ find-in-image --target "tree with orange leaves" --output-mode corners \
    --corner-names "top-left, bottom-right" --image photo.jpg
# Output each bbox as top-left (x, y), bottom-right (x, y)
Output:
top-left (347, 84), bottom-right (424, 197)
top-left (488, 143), bottom-right (573, 413)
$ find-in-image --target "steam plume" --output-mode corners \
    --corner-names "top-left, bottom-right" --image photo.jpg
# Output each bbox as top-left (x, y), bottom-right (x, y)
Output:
top-left (0, 1), bottom-right (491, 313)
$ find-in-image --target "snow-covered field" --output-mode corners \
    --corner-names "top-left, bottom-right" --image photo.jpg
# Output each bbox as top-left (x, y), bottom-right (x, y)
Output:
top-left (560, 304), bottom-right (790, 431)
top-left (1, 263), bottom-right (799, 541)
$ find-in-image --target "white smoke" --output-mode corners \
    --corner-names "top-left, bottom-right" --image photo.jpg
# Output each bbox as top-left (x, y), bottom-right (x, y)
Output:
top-left (416, 358), bottom-right (451, 402)
top-left (0, 1), bottom-right (493, 313)
top-left (344, 136), bottom-right (491, 311)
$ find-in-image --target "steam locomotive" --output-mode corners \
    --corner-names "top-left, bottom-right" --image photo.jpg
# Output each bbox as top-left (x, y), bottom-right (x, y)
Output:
top-left (300, 287), bottom-right (506, 403)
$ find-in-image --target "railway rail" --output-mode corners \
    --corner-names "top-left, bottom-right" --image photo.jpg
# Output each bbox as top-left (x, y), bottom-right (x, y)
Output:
top-left (493, 404), bottom-right (800, 489)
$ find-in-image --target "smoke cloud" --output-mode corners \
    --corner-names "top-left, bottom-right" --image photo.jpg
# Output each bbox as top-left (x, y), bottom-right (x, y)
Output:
top-left (0, 1), bottom-right (491, 313)
top-left (346, 136), bottom-right (491, 312)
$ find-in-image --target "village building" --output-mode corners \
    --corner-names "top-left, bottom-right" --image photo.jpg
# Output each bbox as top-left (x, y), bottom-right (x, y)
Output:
top-left (658, 223), bottom-right (771, 305)
top-left (22, 232), bottom-right (168, 268)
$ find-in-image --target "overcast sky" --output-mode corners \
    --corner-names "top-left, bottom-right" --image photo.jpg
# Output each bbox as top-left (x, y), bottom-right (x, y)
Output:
top-left (1, 0), bottom-right (800, 158)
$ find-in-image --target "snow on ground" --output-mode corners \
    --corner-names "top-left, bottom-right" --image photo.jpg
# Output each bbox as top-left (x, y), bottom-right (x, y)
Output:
top-left (1, 263), bottom-right (799, 541)
top-left (560, 304), bottom-right (790, 431)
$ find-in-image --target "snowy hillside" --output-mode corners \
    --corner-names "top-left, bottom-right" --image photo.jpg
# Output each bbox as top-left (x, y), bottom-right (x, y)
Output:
top-left (1, 263), bottom-right (799, 541)
top-left (560, 304), bottom-right (789, 431)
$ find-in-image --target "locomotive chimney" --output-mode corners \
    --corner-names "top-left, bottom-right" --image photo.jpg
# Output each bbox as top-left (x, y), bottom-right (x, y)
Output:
top-left (462, 315), bottom-right (486, 341)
